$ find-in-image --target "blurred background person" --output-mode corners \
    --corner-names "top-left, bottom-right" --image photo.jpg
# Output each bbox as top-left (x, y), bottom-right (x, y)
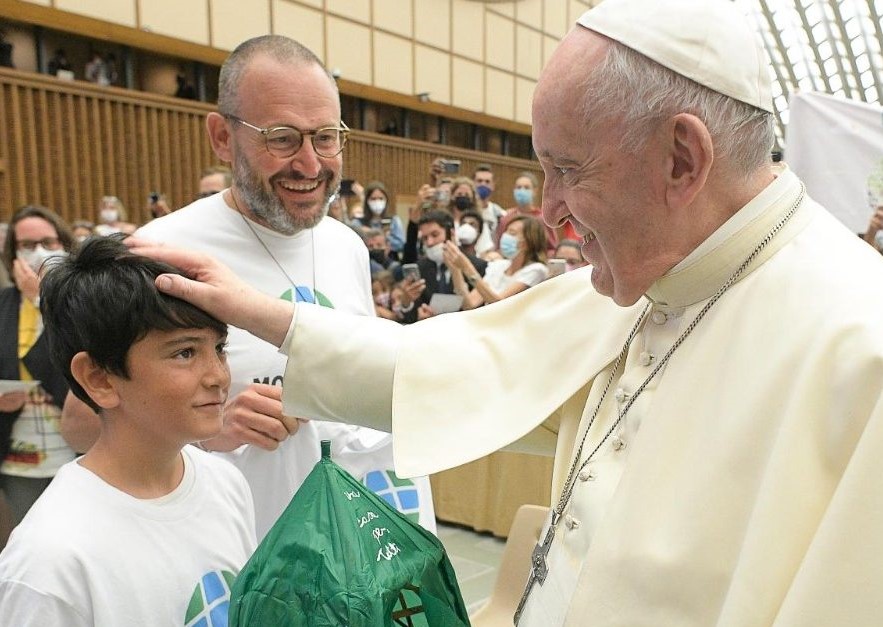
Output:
top-left (450, 177), bottom-right (479, 227)
top-left (70, 220), bottom-right (94, 243)
top-left (473, 164), bottom-right (504, 257)
top-left (197, 165), bottom-right (232, 200)
top-left (371, 270), bottom-right (400, 321)
top-left (351, 181), bottom-right (404, 258)
top-left (46, 49), bottom-right (71, 77)
top-left (399, 210), bottom-right (486, 323)
top-left (457, 209), bottom-right (484, 260)
top-left (450, 214), bottom-right (549, 309)
top-left (0, 206), bottom-right (95, 546)
top-left (93, 196), bottom-right (136, 235)
top-left (84, 50), bottom-right (110, 85)
top-left (146, 192), bottom-right (172, 221)
top-left (326, 193), bottom-right (350, 225)
top-left (363, 227), bottom-right (400, 276)
top-left (497, 172), bottom-right (559, 254)
top-left (553, 239), bottom-right (589, 272)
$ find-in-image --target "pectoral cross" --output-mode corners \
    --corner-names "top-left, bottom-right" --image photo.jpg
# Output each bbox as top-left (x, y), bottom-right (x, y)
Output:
top-left (513, 512), bottom-right (560, 625)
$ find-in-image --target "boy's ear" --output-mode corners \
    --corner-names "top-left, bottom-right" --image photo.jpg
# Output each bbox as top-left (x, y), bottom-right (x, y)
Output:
top-left (70, 352), bottom-right (120, 410)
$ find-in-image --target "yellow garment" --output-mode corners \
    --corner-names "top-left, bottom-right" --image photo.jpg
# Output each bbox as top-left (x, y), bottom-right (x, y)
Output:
top-left (17, 298), bottom-right (39, 381)
top-left (281, 166), bottom-right (883, 624)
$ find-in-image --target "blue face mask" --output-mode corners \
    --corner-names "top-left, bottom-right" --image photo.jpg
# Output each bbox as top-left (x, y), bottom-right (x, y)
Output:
top-left (476, 184), bottom-right (492, 201)
top-left (513, 188), bottom-right (533, 206)
top-left (499, 233), bottom-right (520, 259)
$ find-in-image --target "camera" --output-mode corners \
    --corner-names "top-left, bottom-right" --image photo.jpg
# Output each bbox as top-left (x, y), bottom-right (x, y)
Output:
top-left (402, 263), bottom-right (420, 282)
top-left (440, 159), bottom-right (461, 174)
top-left (339, 179), bottom-right (355, 197)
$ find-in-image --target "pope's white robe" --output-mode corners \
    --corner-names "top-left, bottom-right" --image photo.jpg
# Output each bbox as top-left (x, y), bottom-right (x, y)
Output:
top-left (280, 166), bottom-right (883, 625)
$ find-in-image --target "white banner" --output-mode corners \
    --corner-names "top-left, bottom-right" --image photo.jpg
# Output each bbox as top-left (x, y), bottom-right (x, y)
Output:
top-left (785, 91), bottom-right (883, 233)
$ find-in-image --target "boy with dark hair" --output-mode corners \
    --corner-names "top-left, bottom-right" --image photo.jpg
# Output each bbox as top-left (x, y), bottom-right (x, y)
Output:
top-left (0, 236), bottom-right (256, 626)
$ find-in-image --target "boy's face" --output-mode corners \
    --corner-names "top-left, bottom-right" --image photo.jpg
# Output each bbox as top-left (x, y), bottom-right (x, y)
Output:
top-left (109, 327), bottom-right (230, 447)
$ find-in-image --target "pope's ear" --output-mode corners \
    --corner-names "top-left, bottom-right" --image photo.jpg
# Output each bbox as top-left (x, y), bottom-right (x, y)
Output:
top-left (665, 113), bottom-right (713, 210)
top-left (206, 112), bottom-right (233, 163)
top-left (69, 352), bottom-right (119, 410)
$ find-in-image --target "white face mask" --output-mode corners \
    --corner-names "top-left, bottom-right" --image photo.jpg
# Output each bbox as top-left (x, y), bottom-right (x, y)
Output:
top-left (100, 209), bottom-right (118, 224)
top-left (424, 242), bottom-right (445, 264)
top-left (457, 223), bottom-right (478, 246)
top-left (18, 246), bottom-right (68, 274)
top-left (367, 199), bottom-right (387, 215)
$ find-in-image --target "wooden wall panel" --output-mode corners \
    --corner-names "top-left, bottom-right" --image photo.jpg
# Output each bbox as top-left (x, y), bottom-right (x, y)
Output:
top-left (0, 67), bottom-right (541, 226)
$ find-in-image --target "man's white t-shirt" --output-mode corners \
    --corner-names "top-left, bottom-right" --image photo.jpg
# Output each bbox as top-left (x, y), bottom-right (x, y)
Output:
top-left (0, 447), bottom-right (256, 626)
top-left (138, 194), bottom-right (436, 539)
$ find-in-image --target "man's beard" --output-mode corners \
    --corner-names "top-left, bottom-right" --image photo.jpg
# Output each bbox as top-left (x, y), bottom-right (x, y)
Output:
top-left (233, 151), bottom-right (339, 235)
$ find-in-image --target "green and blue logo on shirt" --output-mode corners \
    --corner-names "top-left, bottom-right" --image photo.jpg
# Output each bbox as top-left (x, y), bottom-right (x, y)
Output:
top-left (185, 570), bottom-right (236, 627)
top-left (363, 470), bottom-right (421, 524)
top-left (280, 285), bottom-right (334, 308)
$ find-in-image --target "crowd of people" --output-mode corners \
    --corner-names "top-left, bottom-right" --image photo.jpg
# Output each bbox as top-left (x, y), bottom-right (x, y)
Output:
top-left (332, 161), bottom-right (589, 323)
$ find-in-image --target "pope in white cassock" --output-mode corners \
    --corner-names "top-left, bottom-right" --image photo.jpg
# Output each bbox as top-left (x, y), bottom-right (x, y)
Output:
top-left (133, 0), bottom-right (883, 624)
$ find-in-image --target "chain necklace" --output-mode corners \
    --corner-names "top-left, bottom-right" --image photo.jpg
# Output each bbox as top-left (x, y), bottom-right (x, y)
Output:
top-left (228, 190), bottom-right (318, 303)
top-left (514, 183), bottom-right (806, 624)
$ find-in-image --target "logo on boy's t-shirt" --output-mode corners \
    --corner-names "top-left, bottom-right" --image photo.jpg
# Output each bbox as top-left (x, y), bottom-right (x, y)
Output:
top-left (280, 285), bottom-right (334, 308)
top-left (363, 470), bottom-right (422, 524)
top-left (185, 570), bottom-right (236, 627)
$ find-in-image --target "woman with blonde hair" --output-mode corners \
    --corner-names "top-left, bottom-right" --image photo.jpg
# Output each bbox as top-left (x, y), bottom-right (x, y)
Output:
top-left (94, 196), bottom-right (137, 235)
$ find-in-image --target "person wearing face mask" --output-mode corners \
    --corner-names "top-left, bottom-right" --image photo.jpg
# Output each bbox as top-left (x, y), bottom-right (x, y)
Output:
top-left (473, 164), bottom-right (505, 257)
top-left (93, 196), bottom-right (137, 236)
top-left (448, 215), bottom-right (549, 310)
top-left (363, 228), bottom-right (401, 276)
top-left (457, 210), bottom-right (484, 260)
top-left (496, 172), bottom-right (560, 255)
top-left (450, 177), bottom-right (478, 225)
top-left (553, 239), bottom-right (589, 272)
top-left (351, 181), bottom-right (405, 258)
top-left (0, 206), bottom-right (95, 546)
top-left (398, 210), bottom-right (487, 324)
top-left (70, 220), bottom-right (95, 244)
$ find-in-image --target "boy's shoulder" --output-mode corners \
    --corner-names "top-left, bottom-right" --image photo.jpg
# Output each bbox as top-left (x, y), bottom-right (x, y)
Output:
top-left (185, 446), bottom-right (254, 504)
top-left (0, 463), bottom-right (95, 589)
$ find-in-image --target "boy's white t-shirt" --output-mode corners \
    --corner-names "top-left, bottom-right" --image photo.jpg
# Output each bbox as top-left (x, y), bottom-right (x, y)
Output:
top-left (137, 195), bottom-right (436, 540)
top-left (0, 446), bottom-right (257, 627)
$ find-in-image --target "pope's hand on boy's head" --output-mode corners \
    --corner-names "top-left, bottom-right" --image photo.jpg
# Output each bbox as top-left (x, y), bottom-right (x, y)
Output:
top-left (126, 237), bottom-right (294, 348)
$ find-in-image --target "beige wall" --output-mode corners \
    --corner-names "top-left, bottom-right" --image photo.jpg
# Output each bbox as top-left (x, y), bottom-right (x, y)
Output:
top-left (19, 0), bottom-right (597, 126)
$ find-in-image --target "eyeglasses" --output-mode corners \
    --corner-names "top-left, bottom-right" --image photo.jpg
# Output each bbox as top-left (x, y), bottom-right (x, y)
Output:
top-left (225, 115), bottom-right (349, 159)
top-left (17, 237), bottom-right (61, 251)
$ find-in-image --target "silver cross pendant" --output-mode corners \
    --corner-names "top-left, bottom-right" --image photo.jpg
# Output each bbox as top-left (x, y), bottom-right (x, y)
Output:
top-left (513, 512), bottom-right (560, 624)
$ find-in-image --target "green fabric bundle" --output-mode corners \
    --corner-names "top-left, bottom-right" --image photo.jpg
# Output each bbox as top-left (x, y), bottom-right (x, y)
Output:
top-left (229, 440), bottom-right (470, 626)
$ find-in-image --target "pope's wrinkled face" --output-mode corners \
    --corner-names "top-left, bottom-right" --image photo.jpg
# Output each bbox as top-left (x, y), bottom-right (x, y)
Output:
top-left (533, 29), bottom-right (667, 306)
top-left (223, 56), bottom-right (342, 234)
